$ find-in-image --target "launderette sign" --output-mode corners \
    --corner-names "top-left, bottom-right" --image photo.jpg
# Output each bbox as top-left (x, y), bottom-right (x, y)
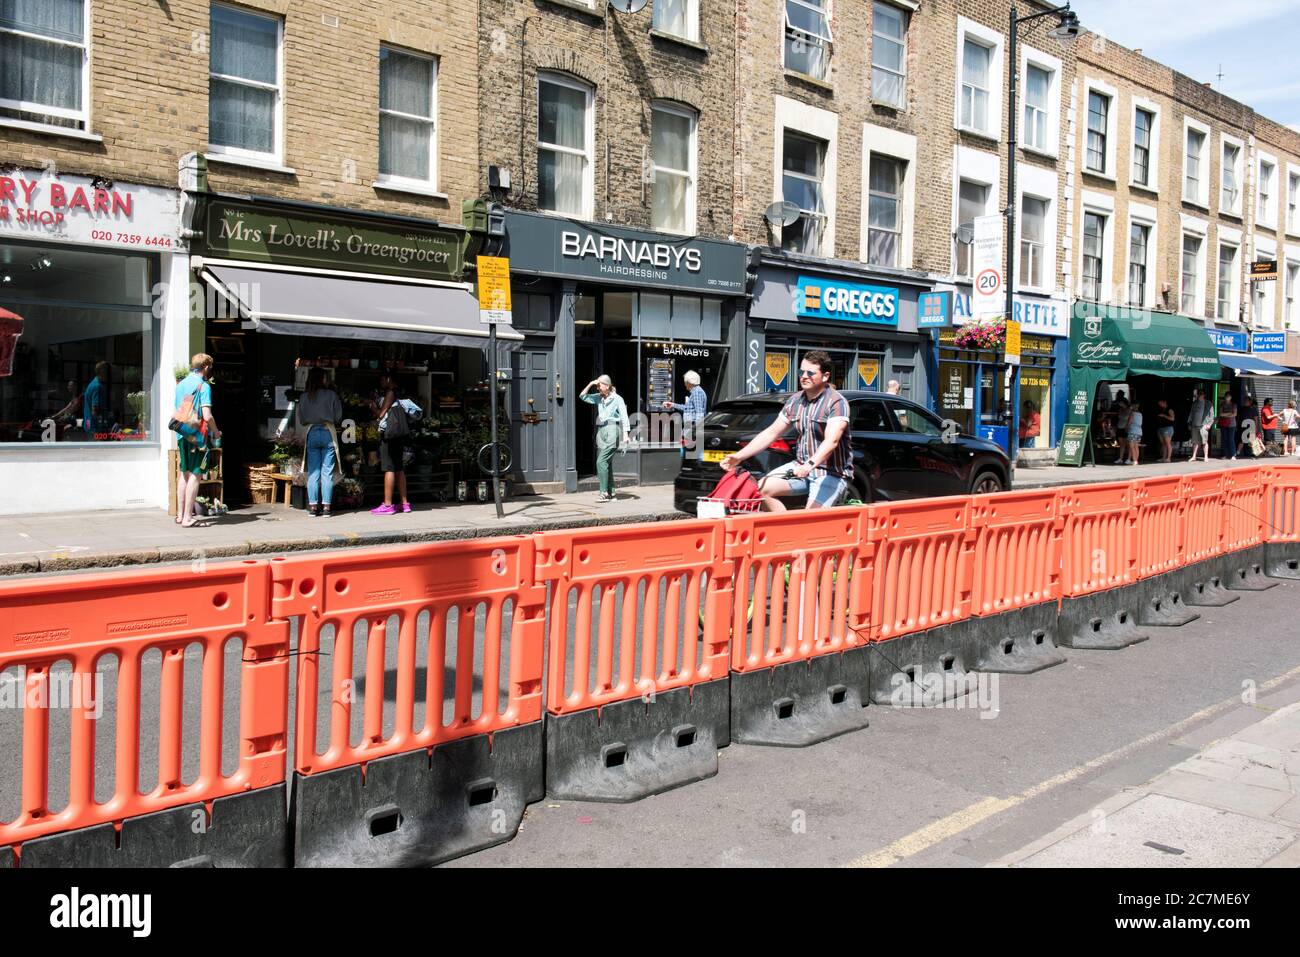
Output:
top-left (796, 276), bottom-right (899, 326)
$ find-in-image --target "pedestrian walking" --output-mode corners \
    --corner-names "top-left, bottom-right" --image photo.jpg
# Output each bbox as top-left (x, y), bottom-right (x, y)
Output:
top-left (1218, 393), bottom-right (1238, 460)
top-left (1187, 389), bottom-right (1213, 462)
top-left (1283, 400), bottom-right (1300, 456)
top-left (369, 371), bottom-right (410, 514)
top-left (172, 353), bottom-right (220, 528)
top-left (1155, 399), bottom-right (1175, 463)
top-left (581, 374), bottom-right (630, 503)
top-left (1260, 398), bottom-right (1279, 454)
top-left (1125, 402), bottom-right (1144, 466)
top-left (662, 370), bottom-right (708, 459)
top-left (297, 367), bottom-right (343, 517)
top-left (1238, 396), bottom-right (1258, 458)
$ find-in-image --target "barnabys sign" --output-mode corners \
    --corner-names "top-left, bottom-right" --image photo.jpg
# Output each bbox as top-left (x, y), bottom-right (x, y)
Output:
top-left (201, 198), bottom-right (463, 281)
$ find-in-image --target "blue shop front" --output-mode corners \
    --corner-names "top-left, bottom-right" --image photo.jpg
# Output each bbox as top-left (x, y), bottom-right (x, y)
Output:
top-left (928, 286), bottom-right (1070, 456)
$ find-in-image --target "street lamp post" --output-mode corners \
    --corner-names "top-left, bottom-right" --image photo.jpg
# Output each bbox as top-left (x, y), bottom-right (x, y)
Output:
top-left (1005, 3), bottom-right (1079, 470)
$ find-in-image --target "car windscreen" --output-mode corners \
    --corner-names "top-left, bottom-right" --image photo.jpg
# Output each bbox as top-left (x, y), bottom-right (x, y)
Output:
top-left (702, 402), bottom-right (784, 432)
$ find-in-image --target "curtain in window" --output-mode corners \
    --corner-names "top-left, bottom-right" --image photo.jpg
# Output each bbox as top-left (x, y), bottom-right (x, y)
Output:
top-left (0, 32), bottom-right (81, 111)
top-left (962, 40), bottom-right (989, 129)
top-left (211, 6), bottom-right (277, 84)
top-left (653, 0), bottom-right (689, 38)
top-left (380, 50), bottom-right (433, 180)
top-left (0, 0), bottom-right (83, 41)
top-left (538, 81), bottom-right (587, 215)
top-left (652, 108), bottom-right (691, 231)
top-left (867, 158), bottom-right (900, 267)
top-left (210, 79), bottom-right (274, 153)
top-left (1024, 65), bottom-right (1048, 147)
top-left (209, 6), bottom-right (277, 152)
top-left (871, 3), bottom-right (905, 106)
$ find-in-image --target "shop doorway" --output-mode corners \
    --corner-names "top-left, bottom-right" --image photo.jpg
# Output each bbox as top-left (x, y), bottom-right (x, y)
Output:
top-left (510, 345), bottom-right (555, 483)
top-left (575, 341), bottom-right (598, 477)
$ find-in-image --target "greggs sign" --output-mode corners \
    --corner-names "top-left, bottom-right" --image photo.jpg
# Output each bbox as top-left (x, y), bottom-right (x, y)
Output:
top-left (0, 171), bottom-right (182, 251)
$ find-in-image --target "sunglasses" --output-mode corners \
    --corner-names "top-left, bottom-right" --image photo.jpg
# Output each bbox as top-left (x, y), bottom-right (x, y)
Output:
top-left (798, 369), bottom-right (822, 379)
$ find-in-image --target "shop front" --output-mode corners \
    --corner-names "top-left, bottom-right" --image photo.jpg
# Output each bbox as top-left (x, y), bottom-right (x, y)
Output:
top-left (1208, 328), bottom-right (1300, 413)
top-left (194, 194), bottom-right (520, 508)
top-left (929, 288), bottom-right (1070, 457)
top-left (1059, 303), bottom-right (1220, 466)
top-left (500, 210), bottom-right (748, 491)
top-left (0, 168), bottom-right (187, 514)
top-left (747, 252), bottom-right (933, 410)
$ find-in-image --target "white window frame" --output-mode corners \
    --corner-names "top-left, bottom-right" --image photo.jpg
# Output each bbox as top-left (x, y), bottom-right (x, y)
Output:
top-left (649, 100), bottom-right (697, 236)
top-left (870, 1), bottom-right (908, 109)
top-left (1181, 116), bottom-right (1210, 209)
top-left (1078, 189), bottom-right (1116, 303)
top-left (652, 0), bottom-right (699, 43)
top-left (1284, 251), bottom-right (1300, 330)
top-left (1216, 226), bottom-right (1242, 324)
top-left (375, 46), bottom-right (438, 192)
top-left (954, 17), bottom-right (1003, 142)
top-left (1178, 214), bottom-right (1209, 318)
top-left (952, 145), bottom-right (999, 277)
top-left (207, 2), bottom-right (285, 165)
top-left (1255, 238), bottom-right (1278, 328)
top-left (783, 0), bottom-right (834, 82)
top-left (1287, 164), bottom-right (1300, 238)
top-left (1129, 97), bottom-right (1160, 192)
top-left (1019, 46), bottom-right (1061, 159)
top-left (536, 72), bottom-right (595, 221)
top-left (774, 95), bottom-right (838, 257)
top-left (860, 122), bottom-right (916, 268)
top-left (1257, 151), bottom-right (1279, 231)
top-left (0, 0), bottom-right (92, 135)
top-left (1015, 163), bottom-right (1056, 294)
top-left (1126, 203), bottom-right (1158, 309)
top-left (1080, 78), bottom-right (1118, 180)
top-left (1219, 132), bottom-right (1245, 218)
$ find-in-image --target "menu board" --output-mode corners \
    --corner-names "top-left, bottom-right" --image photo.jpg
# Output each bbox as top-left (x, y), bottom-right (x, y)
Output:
top-left (647, 357), bottom-right (675, 408)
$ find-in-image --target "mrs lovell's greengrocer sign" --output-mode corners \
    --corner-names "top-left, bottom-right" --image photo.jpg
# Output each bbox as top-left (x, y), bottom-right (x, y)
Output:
top-left (201, 197), bottom-right (463, 282)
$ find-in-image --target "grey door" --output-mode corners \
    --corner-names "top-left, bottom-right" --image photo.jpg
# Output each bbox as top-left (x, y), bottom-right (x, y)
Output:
top-left (511, 346), bottom-right (555, 482)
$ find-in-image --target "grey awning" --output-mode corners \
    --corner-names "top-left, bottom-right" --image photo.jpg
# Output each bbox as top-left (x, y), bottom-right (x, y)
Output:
top-left (199, 262), bottom-right (523, 349)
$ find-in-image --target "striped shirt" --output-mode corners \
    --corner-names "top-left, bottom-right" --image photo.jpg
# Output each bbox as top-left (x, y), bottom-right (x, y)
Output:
top-left (669, 386), bottom-right (708, 422)
top-left (778, 386), bottom-right (853, 479)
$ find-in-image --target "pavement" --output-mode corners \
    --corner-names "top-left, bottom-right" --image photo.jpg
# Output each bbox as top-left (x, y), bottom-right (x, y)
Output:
top-left (0, 454), bottom-right (1286, 578)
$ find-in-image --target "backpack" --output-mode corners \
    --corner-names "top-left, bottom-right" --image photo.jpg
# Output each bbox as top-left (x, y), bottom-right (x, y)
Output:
top-left (169, 380), bottom-right (207, 443)
top-left (381, 397), bottom-right (410, 439)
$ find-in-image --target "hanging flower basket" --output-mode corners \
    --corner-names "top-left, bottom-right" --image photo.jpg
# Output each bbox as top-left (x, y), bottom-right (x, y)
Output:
top-left (953, 320), bottom-right (1006, 350)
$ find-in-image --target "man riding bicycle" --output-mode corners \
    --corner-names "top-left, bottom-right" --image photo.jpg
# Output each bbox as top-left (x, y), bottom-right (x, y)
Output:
top-left (719, 350), bottom-right (853, 511)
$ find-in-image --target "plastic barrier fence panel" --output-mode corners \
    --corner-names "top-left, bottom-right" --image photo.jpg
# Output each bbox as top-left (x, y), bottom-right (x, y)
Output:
top-left (1058, 481), bottom-right (1135, 597)
top-left (1180, 471), bottom-right (1226, 566)
top-left (1221, 467), bottom-right (1265, 553)
top-left (969, 489), bottom-right (1061, 616)
top-left (1132, 476), bottom-right (1185, 580)
top-left (0, 560), bottom-right (288, 867)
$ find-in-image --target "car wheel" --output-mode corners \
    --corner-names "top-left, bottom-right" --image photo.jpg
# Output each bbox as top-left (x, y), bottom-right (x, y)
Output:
top-left (971, 470), bottom-right (1004, 495)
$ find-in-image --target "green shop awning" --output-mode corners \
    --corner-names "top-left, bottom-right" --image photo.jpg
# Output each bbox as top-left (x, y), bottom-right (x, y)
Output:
top-left (1069, 302), bottom-right (1220, 378)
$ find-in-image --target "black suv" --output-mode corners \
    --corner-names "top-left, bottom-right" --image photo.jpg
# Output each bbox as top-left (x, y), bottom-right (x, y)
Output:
top-left (674, 391), bottom-right (1011, 513)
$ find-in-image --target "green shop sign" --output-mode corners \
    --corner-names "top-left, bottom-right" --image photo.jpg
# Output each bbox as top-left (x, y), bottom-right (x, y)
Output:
top-left (200, 198), bottom-right (463, 281)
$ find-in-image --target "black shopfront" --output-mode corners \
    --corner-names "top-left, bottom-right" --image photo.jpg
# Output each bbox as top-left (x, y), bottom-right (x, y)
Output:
top-left (500, 210), bottom-right (748, 491)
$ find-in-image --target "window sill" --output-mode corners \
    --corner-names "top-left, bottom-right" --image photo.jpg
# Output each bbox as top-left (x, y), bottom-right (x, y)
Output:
top-left (871, 99), bottom-right (907, 113)
top-left (0, 117), bottom-right (102, 143)
top-left (540, 0), bottom-right (604, 22)
top-left (1082, 168), bottom-right (1116, 183)
top-left (1219, 209), bottom-right (1243, 222)
top-left (783, 69), bottom-right (834, 94)
top-left (1256, 222), bottom-right (1278, 234)
top-left (649, 29), bottom-right (708, 54)
top-left (373, 180), bottom-right (449, 201)
top-left (205, 152), bottom-right (296, 176)
top-left (1020, 144), bottom-right (1059, 161)
top-left (955, 125), bottom-right (999, 146)
top-left (1181, 196), bottom-right (1209, 212)
top-left (1129, 180), bottom-right (1159, 197)
top-left (1286, 228), bottom-right (1300, 241)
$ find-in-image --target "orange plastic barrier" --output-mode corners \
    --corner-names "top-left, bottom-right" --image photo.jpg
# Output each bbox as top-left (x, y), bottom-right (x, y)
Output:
top-left (969, 489), bottom-right (1061, 616)
top-left (1132, 476), bottom-right (1185, 579)
top-left (723, 507), bottom-right (868, 672)
top-left (1058, 481), bottom-right (1135, 596)
top-left (863, 496), bottom-right (973, 642)
top-left (0, 560), bottom-right (287, 848)
top-left (1221, 466), bottom-right (1265, 553)
top-left (1180, 471), bottom-right (1226, 564)
top-left (1261, 464), bottom-right (1300, 542)
top-left (270, 538), bottom-right (545, 775)
top-left (534, 520), bottom-right (732, 715)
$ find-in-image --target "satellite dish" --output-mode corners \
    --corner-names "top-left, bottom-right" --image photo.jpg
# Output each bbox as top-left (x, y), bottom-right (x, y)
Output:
top-left (764, 200), bottom-right (801, 228)
top-left (954, 222), bottom-right (975, 244)
top-left (609, 0), bottom-right (649, 12)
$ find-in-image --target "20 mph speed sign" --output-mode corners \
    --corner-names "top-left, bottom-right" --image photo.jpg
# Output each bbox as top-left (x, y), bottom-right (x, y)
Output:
top-left (972, 214), bottom-right (1004, 319)
top-left (976, 268), bottom-right (1002, 295)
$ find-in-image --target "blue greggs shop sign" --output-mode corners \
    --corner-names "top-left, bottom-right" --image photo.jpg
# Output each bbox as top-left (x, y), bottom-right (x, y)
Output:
top-left (796, 275), bottom-right (899, 326)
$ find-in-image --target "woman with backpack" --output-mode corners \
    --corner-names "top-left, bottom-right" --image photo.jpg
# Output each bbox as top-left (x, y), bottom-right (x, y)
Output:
top-left (297, 367), bottom-right (343, 517)
top-left (369, 371), bottom-right (410, 514)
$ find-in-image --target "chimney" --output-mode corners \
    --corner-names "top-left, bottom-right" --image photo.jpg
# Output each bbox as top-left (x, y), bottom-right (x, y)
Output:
top-left (1134, 48), bottom-right (1142, 55)
top-left (1203, 81), bottom-right (1213, 87)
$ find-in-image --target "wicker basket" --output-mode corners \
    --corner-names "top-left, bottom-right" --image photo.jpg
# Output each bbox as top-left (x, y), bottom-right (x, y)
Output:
top-left (246, 462), bottom-right (276, 504)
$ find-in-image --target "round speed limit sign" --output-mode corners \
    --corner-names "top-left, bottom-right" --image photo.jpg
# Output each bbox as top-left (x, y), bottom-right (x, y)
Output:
top-left (976, 268), bottom-right (1002, 296)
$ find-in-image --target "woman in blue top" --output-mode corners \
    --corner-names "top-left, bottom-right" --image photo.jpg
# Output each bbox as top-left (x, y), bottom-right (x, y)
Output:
top-left (580, 374), bottom-right (631, 503)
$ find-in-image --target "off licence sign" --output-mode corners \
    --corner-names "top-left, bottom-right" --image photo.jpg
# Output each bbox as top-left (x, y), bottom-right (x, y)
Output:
top-left (477, 255), bottom-right (512, 323)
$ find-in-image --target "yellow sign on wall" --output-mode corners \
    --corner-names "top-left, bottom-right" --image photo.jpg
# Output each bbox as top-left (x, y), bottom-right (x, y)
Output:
top-left (476, 255), bottom-right (512, 324)
top-left (1004, 319), bottom-right (1021, 366)
top-left (857, 358), bottom-right (880, 389)
top-left (765, 353), bottom-right (790, 389)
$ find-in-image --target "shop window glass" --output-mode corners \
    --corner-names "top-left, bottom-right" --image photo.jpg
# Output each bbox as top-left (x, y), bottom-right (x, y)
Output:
top-left (604, 291), bottom-right (634, 340)
top-left (702, 299), bottom-right (722, 341)
top-left (671, 295), bottom-right (702, 340)
top-left (513, 293), bottom-right (553, 332)
top-left (637, 293), bottom-right (672, 338)
top-left (0, 242), bottom-right (155, 444)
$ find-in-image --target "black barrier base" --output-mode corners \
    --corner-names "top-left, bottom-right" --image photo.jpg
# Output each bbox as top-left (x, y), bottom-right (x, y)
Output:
top-left (1133, 571), bottom-right (1201, 627)
top-left (1221, 546), bottom-right (1279, 592)
top-left (1178, 556), bottom-right (1240, 607)
top-left (291, 722), bottom-right (543, 868)
top-left (1265, 541), bottom-right (1300, 580)
top-left (964, 602), bottom-right (1067, 674)
top-left (732, 649), bottom-right (870, 745)
top-left (10, 785), bottom-right (288, 867)
top-left (545, 679), bottom-right (729, 802)
top-left (1057, 583), bottom-right (1150, 650)
top-left (867, 632), bottom-right (978, 707)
